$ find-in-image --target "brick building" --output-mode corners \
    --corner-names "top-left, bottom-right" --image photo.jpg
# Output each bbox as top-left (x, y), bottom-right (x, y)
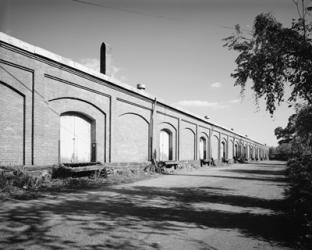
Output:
top-left (0, 32), bottom-right (269, 166)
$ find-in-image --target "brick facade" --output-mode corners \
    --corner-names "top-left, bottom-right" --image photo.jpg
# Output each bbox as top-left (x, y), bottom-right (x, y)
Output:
top-left (0, 33), bottom-right (269, 166)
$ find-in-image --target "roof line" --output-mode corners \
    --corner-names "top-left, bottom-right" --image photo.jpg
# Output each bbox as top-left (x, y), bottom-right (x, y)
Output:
top-left (0, 32), bottom-right (266, 146)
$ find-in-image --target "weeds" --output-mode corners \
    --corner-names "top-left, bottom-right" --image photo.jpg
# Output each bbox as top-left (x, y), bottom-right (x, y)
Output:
top-left (0, 169), bottom-right (43, 192)
top-left (0, 165), bottom-right (158, 200)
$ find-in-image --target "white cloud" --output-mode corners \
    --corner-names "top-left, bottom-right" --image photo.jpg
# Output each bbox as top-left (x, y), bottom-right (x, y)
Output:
top-left (110, 65), bottom-right (120, 79)
top-left (78, 58), bottom-right (127, 82)
top-left (175, 100), bottom-right (227, 109)
top-left (210, 82), bottom-right (222, 88)
top-left (78, 58), bottom-right (100, 72)
top-left (229, 98), bottom-right (240, 103)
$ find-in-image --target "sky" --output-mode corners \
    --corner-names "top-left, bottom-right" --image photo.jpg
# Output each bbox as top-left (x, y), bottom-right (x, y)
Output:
top-left (0, 0), bottom-right (303, 146)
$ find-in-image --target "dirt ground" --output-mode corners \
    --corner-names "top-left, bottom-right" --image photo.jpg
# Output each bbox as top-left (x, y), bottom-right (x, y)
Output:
top-left (0, 161), bottom-right (296, 249)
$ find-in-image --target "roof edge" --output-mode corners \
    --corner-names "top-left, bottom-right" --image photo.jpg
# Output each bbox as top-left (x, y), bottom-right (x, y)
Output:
top-left (0, 32), bottom-right (267, 146)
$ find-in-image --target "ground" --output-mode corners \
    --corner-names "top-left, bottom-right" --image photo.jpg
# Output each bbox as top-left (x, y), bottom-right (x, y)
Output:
top-left (0, 161), bottom-right (296, 249)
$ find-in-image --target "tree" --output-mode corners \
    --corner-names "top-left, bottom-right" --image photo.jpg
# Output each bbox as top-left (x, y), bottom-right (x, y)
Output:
top-left (273, 104), bottom-right (312, 156)
top-left (295, 105), bottom-right (312, 150)
top-left (224, 3), bottom-right (312, 245)
top-left (274, 114), bottom-right (297, 144)
top-left (223, 9), bottom-right (312, 114)
top-left (223, 1), bottom-right (312, 153)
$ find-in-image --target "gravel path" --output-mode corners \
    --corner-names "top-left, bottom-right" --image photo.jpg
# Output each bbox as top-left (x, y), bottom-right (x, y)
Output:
top-left (0, 161), bottom-right (295, 249)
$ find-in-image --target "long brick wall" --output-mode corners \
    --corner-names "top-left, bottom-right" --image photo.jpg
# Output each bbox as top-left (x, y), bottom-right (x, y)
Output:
top-left (0, 32), bottom-right (269, 166)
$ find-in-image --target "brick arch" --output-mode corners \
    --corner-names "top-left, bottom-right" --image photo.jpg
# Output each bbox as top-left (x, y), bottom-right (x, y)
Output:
top-left (249, 145), bottom-right (254, 159)
top-left (199, 133), bottom-right (209, 160)
top-left (158, 122), bottom-right (177, 133)
top-left (158, 122), bottom-right (177, 161)
top-left (233, 139), bottom-right (239, 158)
top-left (49, 97), bottom-right (106, 115)
top-left (184, 127), bottom-right (195, 134)
top-left (49, 97), bottom-right (107, 163)
top-left (200, 131), bottom-right (209, 139)
top-left (119, 112), bottom-right (150, 125)
top-left (159, 129), bottom-right (172, 161)
top-left (0, 82), bottom-right (25, 165)
top-left (180, 127), bottom-right (196, 160)
top-left (221, 138), bottom-right (227, 160)
top-left (115, 112), bottom-right (149, 162)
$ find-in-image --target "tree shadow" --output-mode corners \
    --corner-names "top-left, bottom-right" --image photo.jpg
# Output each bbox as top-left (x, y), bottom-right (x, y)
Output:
top-left (0, 184), bottom-right (296, 249)
top-left (174, 174), bottom-right (288, 182)
top-left (0, 162), bottom-right (296, 249)
top-left (221, 169), bottom-right (286, 176)
top-left (249, 162), bottom-right (286, 166)
top-left (102, 186), bottom-right (285, 211)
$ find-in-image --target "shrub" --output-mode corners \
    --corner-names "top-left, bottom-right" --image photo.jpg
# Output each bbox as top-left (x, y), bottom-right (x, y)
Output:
top-left (0, 169), bottom-right (44, 193)
top-left (286, 155), bottom-right (312, 247)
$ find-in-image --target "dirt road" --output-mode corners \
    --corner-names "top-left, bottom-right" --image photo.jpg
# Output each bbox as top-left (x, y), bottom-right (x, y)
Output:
top-left (0, 161), bottom-right (295, 249)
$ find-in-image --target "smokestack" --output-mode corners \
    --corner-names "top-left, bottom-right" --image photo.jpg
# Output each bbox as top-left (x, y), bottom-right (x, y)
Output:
top-left (100, 42), bottom-right (112, 76)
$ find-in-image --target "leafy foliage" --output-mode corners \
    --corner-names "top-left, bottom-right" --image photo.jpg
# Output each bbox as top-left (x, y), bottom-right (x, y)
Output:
top-left (274, 105), bottom-right (312, 155)
top-left (224, 3), bottom-right (312, 246)
top-left (295, 105), bottom-right (312, 148)
top-left (286, 155), bottom-right (312, 247)
top-left (0, 169), bottom-right (44, 192)
top-left (269, 143), bottom-right (293, 160)
top-left (274, 114), bottom-right (297, 144)
top-left (224, 13), bottom-right (312, 114)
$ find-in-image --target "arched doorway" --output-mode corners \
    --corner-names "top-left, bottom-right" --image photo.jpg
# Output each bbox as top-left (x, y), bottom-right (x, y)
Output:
top-left (234, 143), bottom-right (238, 158)
top-left (159, 129), bottom-right (172, 161)
top-left (221, 140), bottom-right (226, 159)
top-left (243, 145), bottom-right (248, 159)
top-left (199, 136), bottom-right (207, 160)
top-left (60, 113), bottom-right (93, 163)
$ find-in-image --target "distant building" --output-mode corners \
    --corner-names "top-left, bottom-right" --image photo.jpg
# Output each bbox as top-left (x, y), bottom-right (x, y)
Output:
top-left (0, 33), bottom-right (268, 166)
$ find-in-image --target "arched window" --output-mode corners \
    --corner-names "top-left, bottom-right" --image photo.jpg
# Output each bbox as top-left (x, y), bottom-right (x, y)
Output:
top-left (199, 136), bottom-right (207, 160)
top-left (60, 112), bottom-right (93, 163)
top-left (159, 129), bottom-right (172, 161)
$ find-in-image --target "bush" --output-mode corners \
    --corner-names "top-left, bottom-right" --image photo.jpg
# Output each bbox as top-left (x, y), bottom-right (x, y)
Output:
top-left (286, 155), bottom-right (312, 247)
top-left (0, 169), bottom-right (45, 195)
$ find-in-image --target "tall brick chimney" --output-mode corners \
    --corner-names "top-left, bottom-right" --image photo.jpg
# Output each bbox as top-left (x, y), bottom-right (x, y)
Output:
top-left (100, 42), bottom-right (112, 76)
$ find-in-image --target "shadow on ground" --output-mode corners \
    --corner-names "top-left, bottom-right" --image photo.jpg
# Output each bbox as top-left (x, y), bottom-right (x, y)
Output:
top-left (0, 163), bottom-right (296, 249)
top-left (174, 173), bottom-right (288, 182)
top-left (221, 169), bottom-right (286, 176)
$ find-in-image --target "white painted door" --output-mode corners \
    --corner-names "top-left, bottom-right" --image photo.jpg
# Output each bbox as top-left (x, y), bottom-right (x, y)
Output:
top-left (235, 144), bottom-right (238, 157)
top-left (160, 130), bottom-right (170, 161)
top-left (221, 141), bottom-right (226, 159)
top-left (199, 137), bottom-right (206, 160)
top-left (60, 115), bottom-right (91, 163)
